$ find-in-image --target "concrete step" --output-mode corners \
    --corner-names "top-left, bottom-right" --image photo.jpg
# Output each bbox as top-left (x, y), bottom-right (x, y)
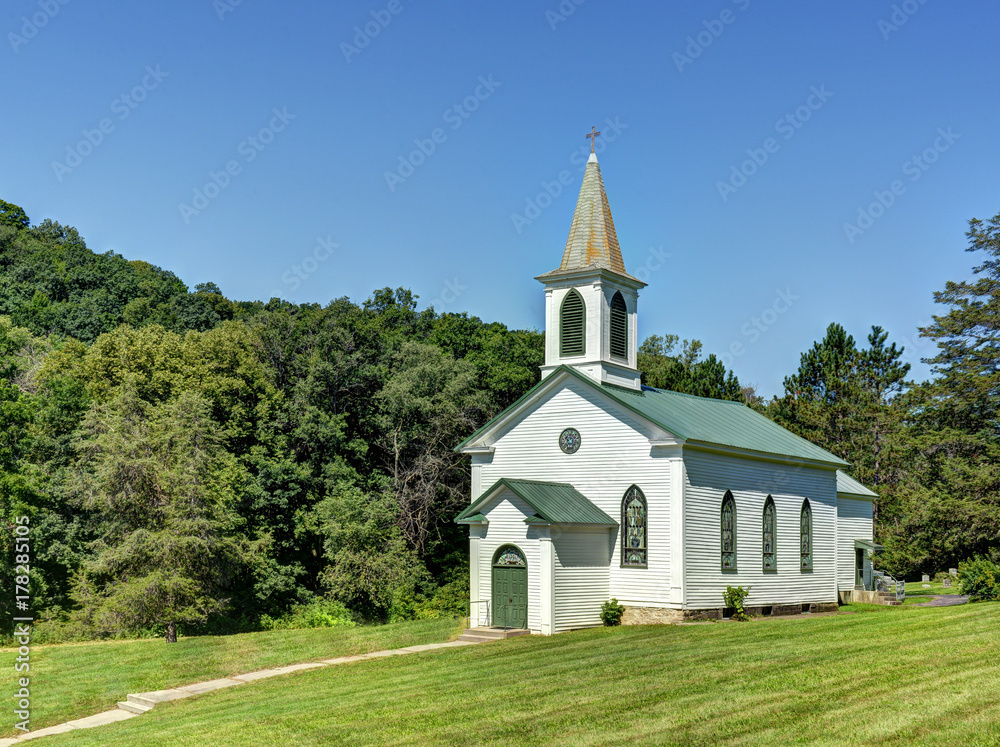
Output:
top-left (117, 700), bottom-right (152, 715)
top-left (126, 694), bottom-right (158, 709)
top-left (460, 627), bottom-right (531, 642)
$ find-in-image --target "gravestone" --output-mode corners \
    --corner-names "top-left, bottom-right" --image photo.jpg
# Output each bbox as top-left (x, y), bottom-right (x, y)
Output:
top-left (922, 584), bottom-right (930, 588)
top-left (949, 568), bottom-right (958, 576)
top-left (922, 574), bottom-right (930, 582)
top-left (943, 577), bottom-right (952, 588)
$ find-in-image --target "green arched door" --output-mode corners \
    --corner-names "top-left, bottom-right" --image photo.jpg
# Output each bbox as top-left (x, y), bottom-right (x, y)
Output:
top-left (492, 545), bottom-right (527, 629)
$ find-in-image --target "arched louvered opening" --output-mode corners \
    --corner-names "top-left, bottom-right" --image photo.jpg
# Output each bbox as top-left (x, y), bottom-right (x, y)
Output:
top-left (610, 291), bottom-right (628, 360)
top-left (800, 500), bottom-right (813, 571)
top-left (560, 290), bottom-right (585, 357)
top-left (721, 491), bottom-right (736, 570)
top-left (762, 496), bottom-right (776, 572)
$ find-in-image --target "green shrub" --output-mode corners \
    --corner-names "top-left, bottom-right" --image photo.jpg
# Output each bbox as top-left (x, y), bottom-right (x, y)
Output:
top-left (958, 559), bottom-right (1000, 602)
top-left (723, 585), bottom-right (752, 622)
top-left (600, 598), bottom-right (625, 626)
top-left (258, 598), bottom-right (357, 631)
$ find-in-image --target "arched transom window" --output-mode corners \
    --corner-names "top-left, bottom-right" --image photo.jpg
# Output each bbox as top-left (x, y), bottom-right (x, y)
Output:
top-left (560, 289), bottom-right (586, 357)
top-left (762, 496), bottom-right (776, 571)
top-left (800, 500), bottom-right (813, 571)
top-left (610, 291), bottom-right (628, 360)
top-left (494, 545), bottom-right (526, 567)
top-left (621, 485), bottom-right (647, 567)
top-left (721, 491), bottom-right (736, 570)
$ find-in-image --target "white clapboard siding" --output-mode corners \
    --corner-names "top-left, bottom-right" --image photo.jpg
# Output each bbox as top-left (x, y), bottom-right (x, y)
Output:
top-left (837, 496), bottom-right (874, 592)
top-left (683, 449), bottom-right (839, 609)
top-left (553, 527), bottom-right (612, 632)
top-left (478, 491), bottom-right (543, 632)
top-left (479, 378), bottom-right (673, 607)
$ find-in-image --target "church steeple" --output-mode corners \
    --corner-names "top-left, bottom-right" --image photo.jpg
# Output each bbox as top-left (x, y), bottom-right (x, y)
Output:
top-left (558, 153), bottom-right (630, 277)
top-left (536, 145), bottom-right (647, 390)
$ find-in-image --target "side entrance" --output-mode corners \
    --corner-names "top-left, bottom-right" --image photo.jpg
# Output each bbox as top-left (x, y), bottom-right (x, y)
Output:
top-left (491, 545), bottom-right (528, 629)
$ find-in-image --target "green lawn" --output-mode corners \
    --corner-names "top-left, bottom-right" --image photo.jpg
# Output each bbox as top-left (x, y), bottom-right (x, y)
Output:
top-left (26, 602), bottom-right (1000, 746)
top-left (1, 617), bottom-right (461, 738)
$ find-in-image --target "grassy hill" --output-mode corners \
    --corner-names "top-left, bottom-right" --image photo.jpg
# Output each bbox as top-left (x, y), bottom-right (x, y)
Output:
top-left (1, 618), bottom-right (460, 739)
top-left (17, 603), bottom-right (1000, 746)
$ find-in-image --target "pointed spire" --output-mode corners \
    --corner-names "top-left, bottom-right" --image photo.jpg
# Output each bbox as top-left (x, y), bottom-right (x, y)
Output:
top-left (558, 152), bottom-right (629, 276)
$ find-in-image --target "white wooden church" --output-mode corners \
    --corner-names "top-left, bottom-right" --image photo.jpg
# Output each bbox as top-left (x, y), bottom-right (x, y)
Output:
top-left (455, 146), bottom-right (878, 634)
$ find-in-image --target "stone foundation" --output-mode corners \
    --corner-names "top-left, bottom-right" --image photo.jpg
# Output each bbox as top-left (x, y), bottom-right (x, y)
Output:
top-left (621, 601), bottom-right (840, 626)
top-left (621, 606), bottom-right (684, 625)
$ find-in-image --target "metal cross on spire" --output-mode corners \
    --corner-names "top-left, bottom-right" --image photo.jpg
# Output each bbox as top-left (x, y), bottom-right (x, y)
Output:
top-left (586, 126), bottom-right (601, 153)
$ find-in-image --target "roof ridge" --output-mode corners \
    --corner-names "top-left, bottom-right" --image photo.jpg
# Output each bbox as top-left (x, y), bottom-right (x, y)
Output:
top-left (605, 381), bottom-right (747, 406)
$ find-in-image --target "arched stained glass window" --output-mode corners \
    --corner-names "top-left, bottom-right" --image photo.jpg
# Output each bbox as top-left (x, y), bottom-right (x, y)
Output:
top-left (560, 289), bottom-right (586, 357)
top-left (721, 491), bottom-right (736, 570)
top-left (800, 500), bottom-right (813, 571)
top-left (494, 545), bottom-right (526, 567)
top-left (610, 291), bottom-right (628, 360)
top-left (762, 496), bottom-right (776, 571)
top-left (621, 486), bottom-right (647, 567)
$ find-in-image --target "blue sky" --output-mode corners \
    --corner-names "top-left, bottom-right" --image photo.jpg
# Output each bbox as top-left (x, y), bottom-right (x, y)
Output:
top-left (3, 0), bottom-right (998, 397)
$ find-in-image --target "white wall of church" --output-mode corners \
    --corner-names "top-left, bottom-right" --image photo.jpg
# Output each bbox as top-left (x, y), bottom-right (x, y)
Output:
top-left (476, 491), bottom-right (543, 633)
top-left (837, 496), bottom-right (874, 592)
top-left (683, 449), bottom-right (839, 610)
top-left (478, 378), bottom-right (675, 611)
top-left (553, 527), bottom-right (612, 632)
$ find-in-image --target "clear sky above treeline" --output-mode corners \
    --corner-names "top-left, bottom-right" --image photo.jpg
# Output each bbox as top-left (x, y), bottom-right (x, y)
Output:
top-left (3, 0), bottom-right (998, 396)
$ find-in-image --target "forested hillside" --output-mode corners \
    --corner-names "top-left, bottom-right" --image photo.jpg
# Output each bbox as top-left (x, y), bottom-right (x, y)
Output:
top-left (1, 197), bottom-right (998, 641)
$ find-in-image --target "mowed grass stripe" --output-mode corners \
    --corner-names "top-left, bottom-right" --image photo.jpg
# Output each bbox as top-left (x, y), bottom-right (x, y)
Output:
top-left (1, 617), bottom-right (461, 737)
top-left (38, 603), bottom-right (1000, 746)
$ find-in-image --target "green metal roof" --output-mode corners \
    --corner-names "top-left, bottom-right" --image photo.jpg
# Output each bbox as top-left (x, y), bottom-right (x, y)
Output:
top-left (454, 478), bottom-right (616, 526)
top-left (455, 366), bottom-right (849, 468)
top-left (837, 470), bottom-right (878, 498)
top-left (600, 378), bottom-right (849, 467)
top-left (455, 512), bottom-right (487, 524)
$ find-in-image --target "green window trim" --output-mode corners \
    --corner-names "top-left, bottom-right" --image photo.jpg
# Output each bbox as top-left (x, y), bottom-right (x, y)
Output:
top-left (610, 291), bottom-right (628, 360)
top-left (620, 485), bottom-right (647, 568)
top-left (800, 499), bottom-right (813, 571)
top-left (721, 490), bottom-right (736, 571)
top-left (762, 495), bottom-right (776, 572)
top-left (560, 289), bottom-right (586, 357)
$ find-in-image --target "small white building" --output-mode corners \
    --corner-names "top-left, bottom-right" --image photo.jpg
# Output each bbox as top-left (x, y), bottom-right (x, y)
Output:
top-left (455, 150), bottom-right (878, 634)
